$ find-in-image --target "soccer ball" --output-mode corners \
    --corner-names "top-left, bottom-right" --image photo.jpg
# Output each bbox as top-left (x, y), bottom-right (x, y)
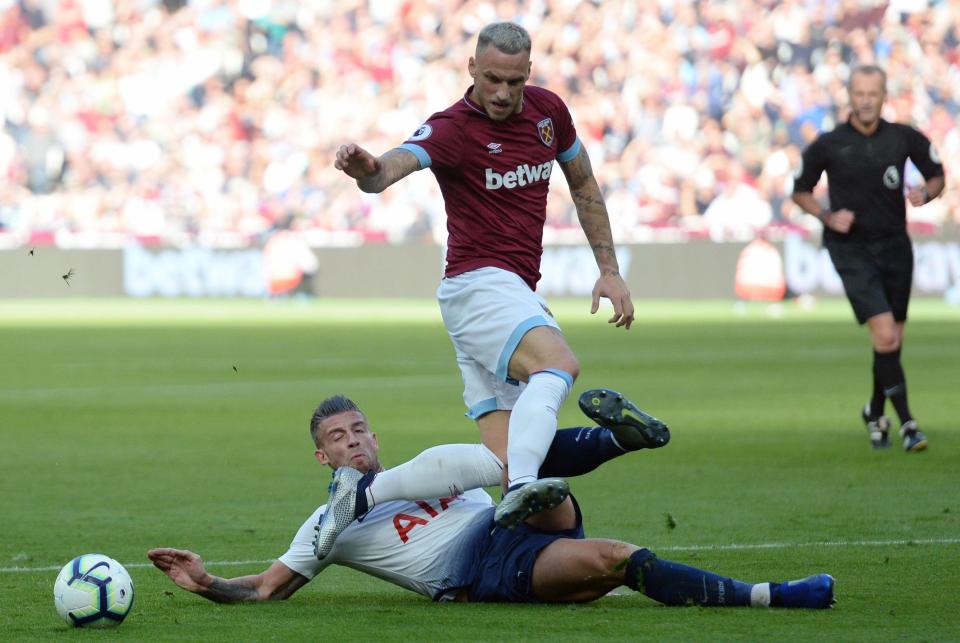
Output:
top-left (53, 554), bottom-right (135, 627)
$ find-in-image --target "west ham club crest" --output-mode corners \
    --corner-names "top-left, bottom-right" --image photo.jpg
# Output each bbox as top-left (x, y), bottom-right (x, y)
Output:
top-left (537, 118), bottom-right (555, 146)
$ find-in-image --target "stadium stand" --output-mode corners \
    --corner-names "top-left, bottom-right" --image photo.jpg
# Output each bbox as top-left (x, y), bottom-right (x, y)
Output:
top-left (0, 0), bottom-right (956, 248)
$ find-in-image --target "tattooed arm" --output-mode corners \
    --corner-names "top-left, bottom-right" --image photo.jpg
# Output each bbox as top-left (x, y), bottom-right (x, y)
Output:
top-left (334, 144), bottom-right (421, 194)
top-left (559, 147), bottom-right (635, 329)
top-left (147, 548), bottom-right (309, 603)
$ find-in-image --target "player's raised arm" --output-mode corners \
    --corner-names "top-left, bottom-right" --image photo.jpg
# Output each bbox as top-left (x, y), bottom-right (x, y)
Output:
top-left (334, 144), bottom-right (421, 194)
top-left (559, 146), bottom-right (634, 329)
top-left (147, 548), bottom-right (309, 603)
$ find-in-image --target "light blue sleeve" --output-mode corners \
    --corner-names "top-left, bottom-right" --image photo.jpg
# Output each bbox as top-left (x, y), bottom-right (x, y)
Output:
top-left (557, 137), bottom-right (582, 163)
top-left (397, 143), bottom-right (432, 169)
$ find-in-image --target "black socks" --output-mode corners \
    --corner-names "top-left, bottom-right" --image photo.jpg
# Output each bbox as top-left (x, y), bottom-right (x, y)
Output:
top-left (874, 349), bottom-right (912, 424)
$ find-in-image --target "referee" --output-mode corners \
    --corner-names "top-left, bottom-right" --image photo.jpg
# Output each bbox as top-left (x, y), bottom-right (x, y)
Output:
top-left (792, 64), bottom-right (945, 452)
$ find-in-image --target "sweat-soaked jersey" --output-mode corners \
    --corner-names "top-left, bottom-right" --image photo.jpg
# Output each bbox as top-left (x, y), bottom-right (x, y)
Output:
top-left (793, 118), bottom-right (944, 243)
top-left (398, 85), bottom-right (582, 290)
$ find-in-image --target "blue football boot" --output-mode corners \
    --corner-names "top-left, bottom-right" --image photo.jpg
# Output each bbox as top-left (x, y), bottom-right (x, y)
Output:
top-left (772, 573), bottom-right (836, 609)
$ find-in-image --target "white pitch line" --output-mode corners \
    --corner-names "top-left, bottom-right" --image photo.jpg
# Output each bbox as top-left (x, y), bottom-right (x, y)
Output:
top-left (4, 538), bottom-right (959, 574)
top-left (0, 558), bottom-right (277, 574)
top-left (658, 537), bottom-right (960, 552)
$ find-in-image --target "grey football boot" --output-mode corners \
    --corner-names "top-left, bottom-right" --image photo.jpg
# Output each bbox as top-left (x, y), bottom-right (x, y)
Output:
top-left (313, 467), bottom-right (373, 560)
top-left (494, 478), bottom-right (570, 529)
top-left (578, 388), bottom-right (670, 450)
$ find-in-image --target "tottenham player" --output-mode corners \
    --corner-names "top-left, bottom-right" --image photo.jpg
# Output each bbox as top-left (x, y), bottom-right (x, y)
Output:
top-left (331, 22), bottom-right (635, 534)
top-left (148, 395), bottom-right (834, 609)
top-left (792, 65), bottom-right (945, 452)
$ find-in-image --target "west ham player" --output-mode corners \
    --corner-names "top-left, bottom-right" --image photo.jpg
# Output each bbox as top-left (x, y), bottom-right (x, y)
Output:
top-left (792, 65), bottom-right (945, 452)
top-left (148, 395), bottom-right (835, 609)
top-left (331, 22), bottom-right (634, 539)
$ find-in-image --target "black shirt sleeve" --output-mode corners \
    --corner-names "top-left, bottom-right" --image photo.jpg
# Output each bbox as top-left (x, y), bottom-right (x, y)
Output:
top-left (905, 126), bottom-right (945, 181)
top-left (793, 135), bottom-right (828, 194)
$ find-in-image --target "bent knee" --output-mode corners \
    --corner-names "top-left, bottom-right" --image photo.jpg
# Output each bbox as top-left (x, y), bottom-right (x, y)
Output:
top-left (872, 332), bottom-right (901, 352)
top-left (596, 540), bottom-right (640, 571)
top-left (515, 357), bottom-right (580, 384)
top-left (532, 361), bottom-right (579, 387)
top-left (868, 314), bottom-right (901, 351)
top-left (555, 358), bottom-right (580, 381)
top-left (511, 327), bottom-right (580, 381)
top-left (548, 350), bottom-right (580, 381)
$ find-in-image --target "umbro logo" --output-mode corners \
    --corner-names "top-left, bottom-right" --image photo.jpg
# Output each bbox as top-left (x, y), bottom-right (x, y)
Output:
top-left (487, 142), bottom-right (502, 154)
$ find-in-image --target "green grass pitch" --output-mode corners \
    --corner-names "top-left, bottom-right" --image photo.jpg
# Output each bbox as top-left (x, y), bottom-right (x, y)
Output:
top-left (1, 298), bottom-right (958, 641)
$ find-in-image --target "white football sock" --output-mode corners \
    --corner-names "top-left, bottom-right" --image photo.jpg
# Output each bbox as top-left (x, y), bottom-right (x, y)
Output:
top-left (750, 583), bottom-right (771, 607)
top-left (366, 444), bottom-right (503, 506)
top-left (506, 370), bottom-right (572, 487)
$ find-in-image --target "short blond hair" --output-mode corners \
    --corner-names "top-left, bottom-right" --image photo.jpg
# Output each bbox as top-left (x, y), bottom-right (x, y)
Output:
top-left (476, 22), bottom-right (531, 56)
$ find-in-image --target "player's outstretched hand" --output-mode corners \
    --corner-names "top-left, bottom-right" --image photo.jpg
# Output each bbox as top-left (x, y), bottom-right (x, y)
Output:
top-left (147, 548), bottom-right (213, 594)
top-left (591, 273), bottom-right (634, 329)
top-left (334, 143), bottom-right (380, 180)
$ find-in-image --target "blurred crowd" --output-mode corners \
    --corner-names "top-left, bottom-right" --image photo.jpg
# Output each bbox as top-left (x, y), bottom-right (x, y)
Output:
top-left (0, 0), bottom-right (957, 248)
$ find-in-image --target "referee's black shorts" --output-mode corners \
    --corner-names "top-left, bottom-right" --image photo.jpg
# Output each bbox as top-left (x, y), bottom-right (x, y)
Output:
top-left (825, 235), bottom-right (913, 324)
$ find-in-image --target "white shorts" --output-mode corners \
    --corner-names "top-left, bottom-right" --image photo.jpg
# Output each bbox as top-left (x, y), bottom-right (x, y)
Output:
top-left (437, 267), bottom-right (561, 419)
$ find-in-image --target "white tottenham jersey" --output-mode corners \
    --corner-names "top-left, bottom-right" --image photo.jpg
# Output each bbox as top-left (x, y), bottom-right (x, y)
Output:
top-left (279, 488), bottom-right (495, 600)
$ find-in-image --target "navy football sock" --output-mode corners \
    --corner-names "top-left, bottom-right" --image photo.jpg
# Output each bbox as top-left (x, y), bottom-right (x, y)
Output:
top-left (538, 426), bottom-right (626, 478)
top-left (354, 471), bottom-right (375, 517)
top-left (624, 549), bottom-right (752, 607)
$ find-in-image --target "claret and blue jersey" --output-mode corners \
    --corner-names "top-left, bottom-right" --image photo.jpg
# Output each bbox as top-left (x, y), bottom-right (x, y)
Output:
top-left (398, 85), bottom-right (582, 290)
